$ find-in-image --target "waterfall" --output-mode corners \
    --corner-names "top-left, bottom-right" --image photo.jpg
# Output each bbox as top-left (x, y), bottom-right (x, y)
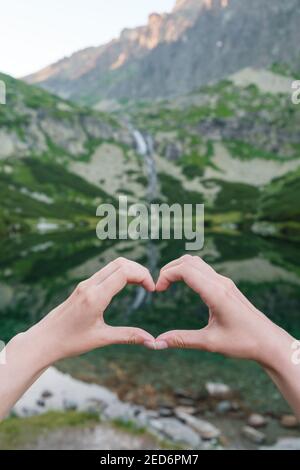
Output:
top-left (130, 128), bottom-right (159, 310)
top-left (132, 129), bottom-right (157, 202)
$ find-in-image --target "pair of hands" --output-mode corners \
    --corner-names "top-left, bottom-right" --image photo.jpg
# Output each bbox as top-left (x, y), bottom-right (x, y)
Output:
top-left (33, 255), bottom-right (287, 368)
top-left (3, 255), bottom-right (299, 421)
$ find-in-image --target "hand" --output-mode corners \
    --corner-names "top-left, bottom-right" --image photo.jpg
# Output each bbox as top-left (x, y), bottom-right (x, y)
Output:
top-left (30, 257), bottom-right (156, 363)
top-left (0, 257), bottom-right (156, 420)
top-left (155, 255), bottom-right (291, 366)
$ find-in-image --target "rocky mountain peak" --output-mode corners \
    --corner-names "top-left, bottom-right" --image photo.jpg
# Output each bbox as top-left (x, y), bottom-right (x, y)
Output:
top-left (24, 0), bottom-right (300, 104)
top-left (203, 0), bottom-right (229, 9)
top-left (174, 0), bottom-right (229, 11)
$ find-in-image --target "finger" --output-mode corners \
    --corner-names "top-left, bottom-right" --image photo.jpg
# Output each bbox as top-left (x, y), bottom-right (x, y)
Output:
top-left (104, 325), bottom-right (155, 347)
top-left (155, 329), bottom-right (211, 350)
top-left (160, 255), bottom-right (217, 281)
top-left (160, 256), bottom-right (189, 272)
top-left (96, 264), bottom-right (155, 310)
top-left (156, 262), bottom-right (218, 307)
top-left (90, 258), bottom-right (154, 287)
top-left (89, 260), bottom-right (120, 285)
top-left (160, 256), bottom-right (256, 314)
top-left (190, 257), bottom-right (259, 315)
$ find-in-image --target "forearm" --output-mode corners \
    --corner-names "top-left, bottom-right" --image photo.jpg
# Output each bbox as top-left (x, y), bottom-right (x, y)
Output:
top-left (0, 324), bottom-right (58, 420)
top-left (259, 327), bottom-right (300, 419)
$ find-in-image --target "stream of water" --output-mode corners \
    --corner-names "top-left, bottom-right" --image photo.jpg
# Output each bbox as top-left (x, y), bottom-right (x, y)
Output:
top-left (131, 129), bottom-right (159, 309)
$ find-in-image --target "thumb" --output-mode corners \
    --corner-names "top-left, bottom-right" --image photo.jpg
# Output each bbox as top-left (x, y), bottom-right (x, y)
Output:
top-left (104, 325), bottom-right (155, 347)
top-left (154, 329), bottom-right (212, 351)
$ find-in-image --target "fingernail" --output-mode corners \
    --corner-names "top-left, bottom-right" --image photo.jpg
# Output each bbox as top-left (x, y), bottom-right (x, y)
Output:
top-left (144, 341), bottom-right (156, 350)
top-left (154, 340), bottom-right (168, 350)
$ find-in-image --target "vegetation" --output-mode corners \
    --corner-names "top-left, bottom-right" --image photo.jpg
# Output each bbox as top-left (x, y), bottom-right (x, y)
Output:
top-left (0, 411), bottom-right (99, 450)
top-left (259, 169), bottom-right (300, 223)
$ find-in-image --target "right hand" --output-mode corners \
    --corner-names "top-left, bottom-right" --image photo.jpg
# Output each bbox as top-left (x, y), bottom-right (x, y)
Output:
top-left (155, 255), bottom-right (291, 366)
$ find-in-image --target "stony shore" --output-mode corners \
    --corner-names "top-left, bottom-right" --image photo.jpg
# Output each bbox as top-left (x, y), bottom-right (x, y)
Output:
top-left (7, 367), bottom-right (300, 450)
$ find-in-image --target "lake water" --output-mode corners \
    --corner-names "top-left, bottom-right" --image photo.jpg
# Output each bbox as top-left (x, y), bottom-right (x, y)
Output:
top-left (0, 229), bottom-right (299, 413)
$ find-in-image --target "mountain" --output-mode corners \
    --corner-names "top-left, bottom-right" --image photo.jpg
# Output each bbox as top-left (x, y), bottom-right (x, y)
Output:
top-left (24, 0), bottom-right (205, 104)
top-left (121, 68), bottom-right (300, 239)
top-left (24, 0), bottom-right (300, 105)
top-left (1, 69), bottom-right (299, 240)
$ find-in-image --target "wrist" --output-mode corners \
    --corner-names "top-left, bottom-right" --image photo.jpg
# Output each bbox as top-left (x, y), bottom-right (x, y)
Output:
top-left (256, 322), bottom-right (295, 372)
top-left (15, 321), bottom-right (62, 371)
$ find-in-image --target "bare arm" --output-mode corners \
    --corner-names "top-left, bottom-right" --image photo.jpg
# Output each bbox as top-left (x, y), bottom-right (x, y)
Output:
top-left (0, 258), bottom-right (155, 420)
top-left (155, 255), bottom-right (300, 419)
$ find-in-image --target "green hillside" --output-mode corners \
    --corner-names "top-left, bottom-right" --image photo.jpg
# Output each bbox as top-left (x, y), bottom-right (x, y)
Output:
top-left (0, 71), bottom-right (299, 240)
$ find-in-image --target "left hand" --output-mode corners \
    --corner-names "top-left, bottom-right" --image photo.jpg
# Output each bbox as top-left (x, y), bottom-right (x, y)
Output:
top-left (30, 257), bottom-right (156, 363)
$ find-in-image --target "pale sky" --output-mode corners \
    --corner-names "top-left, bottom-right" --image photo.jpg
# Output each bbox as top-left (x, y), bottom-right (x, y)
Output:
top-left (0, 0), bottom-right (176, 78)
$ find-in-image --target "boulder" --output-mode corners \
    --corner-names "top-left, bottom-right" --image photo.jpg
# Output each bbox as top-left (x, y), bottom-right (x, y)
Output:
top-left (159, 407), bottom-right (173, 417)
top-left (261, 438), bottom-right (300, 451)
top-left (174, 406), bottom-right (196, 415)
top-left (247, 413), bottom-right (268, 428)
top-left (102, 402), bottom-right (136, 422)
top-left (176, 411), bottom-right (220, 439)
top-left (177, 397), bottom-right (195, 406)
top-left (149, 417), bottom-right (201, 448)
top-left (63, 399), bottom-right (78, 411)
top-left (242, 426), bottom-right (266, 444)
top-left (216, 401), bottom-right (232, 414)
top-left (280, 415), bottom-right (299, 429)
top-left (205, 382), bottom-right (231, 399)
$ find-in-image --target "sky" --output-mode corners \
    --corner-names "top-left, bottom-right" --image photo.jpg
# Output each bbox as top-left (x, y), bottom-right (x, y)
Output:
top-left (0, 0), bottom-right (176, 78)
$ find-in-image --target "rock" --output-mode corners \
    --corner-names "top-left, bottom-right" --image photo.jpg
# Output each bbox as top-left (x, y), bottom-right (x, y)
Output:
top-left (149, 417), bottom-right (201, 448)
top-left (134, 410), bottom-right (153, 428)
top-left (231, 401), bottom-right (240, 411)
top-left (247, 413), bottom-right (268, 428)
top-left (261, 438), bottom-right (300, 451)
top-left (174, 388), bottom-right (193, 399)
top-left (103, 402), bottom-right (139, 422)
top-left (159, 407), bottom-right (173, 417)
top-left (176, 411), bottom-right (220, 439)
top-left (36, 399), bottom-right (45, 407)
top-left (280, 415), bottom-right (299, 429)
top-left (19, 407), bottom-right (39, 417)
top-left (242, 426), bottom-right (266, 444)
top-left (177, 397), bottom-right (195, 406)
top-left (80, 399), bottom-right (104, 415)
top-left (144, 410), bottom-right (159, 420)
top-left (216, 401), bottom-right (232, 414)
top-left (205, 382), bottom-right (232, 399)
top-left (63, 399), bottom-right (78, 411)
top-left (41, 390), bottom-right (53, 399)
top-left (174, 406), bottom-right (196, 415)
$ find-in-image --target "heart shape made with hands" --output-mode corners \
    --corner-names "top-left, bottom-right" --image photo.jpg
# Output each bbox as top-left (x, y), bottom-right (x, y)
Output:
top-left (57, 254), bottom-right (263, 362)
top-left (98, 255), bottom-right (220, 352)
top-left (147, 254), bottom-right (215, 351)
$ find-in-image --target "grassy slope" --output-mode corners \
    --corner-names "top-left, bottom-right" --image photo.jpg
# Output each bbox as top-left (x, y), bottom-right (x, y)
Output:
top-left (121, 78), bottom-right (300, 238)
top-left (0, 73), bottom-right (120, 235)
top-left (0, 72), bottom-right (299, 239)
top-left (0, 411), bottom-right (99, 450)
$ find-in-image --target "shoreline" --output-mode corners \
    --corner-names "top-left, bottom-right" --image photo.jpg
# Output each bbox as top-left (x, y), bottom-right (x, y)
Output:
top-left (10, 367), bottom-right (300, 450)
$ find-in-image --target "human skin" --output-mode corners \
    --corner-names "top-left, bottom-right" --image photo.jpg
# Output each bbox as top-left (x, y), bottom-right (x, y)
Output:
top-left (0, 255), bottom-right (299, 421)
top-left (155, 255), bottom-right (300, 419)
top-left (0, 258), bottom-right (155, 420)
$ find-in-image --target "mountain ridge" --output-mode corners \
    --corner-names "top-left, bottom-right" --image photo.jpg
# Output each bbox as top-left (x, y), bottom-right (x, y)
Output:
top-left (24, 0), bottom-right (300, 105)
